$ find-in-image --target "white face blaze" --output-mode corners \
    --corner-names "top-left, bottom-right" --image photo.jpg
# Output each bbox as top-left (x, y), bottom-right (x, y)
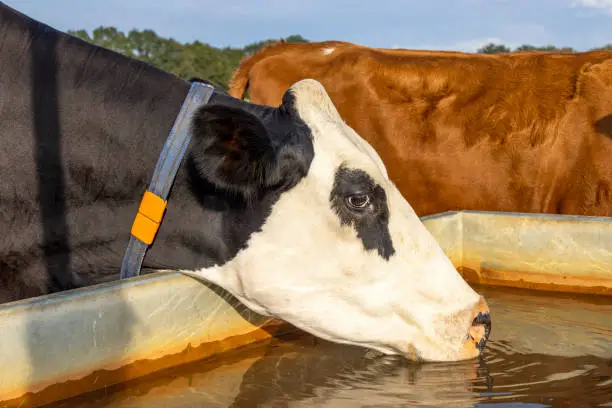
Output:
top-left (183, 79), bottom-right (489, 362)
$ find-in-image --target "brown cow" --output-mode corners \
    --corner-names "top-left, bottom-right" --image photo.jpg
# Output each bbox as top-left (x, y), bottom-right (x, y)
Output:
top-left (228, 40), bottom-right (612, 217)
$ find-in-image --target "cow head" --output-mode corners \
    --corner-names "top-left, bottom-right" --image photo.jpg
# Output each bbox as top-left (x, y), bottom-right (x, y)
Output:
top-left (182, 79), bottom-right (491, 362)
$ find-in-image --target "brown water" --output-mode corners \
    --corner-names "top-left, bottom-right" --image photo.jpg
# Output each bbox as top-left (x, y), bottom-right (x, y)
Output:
top-left (48, 286), bottom-right (612, 408)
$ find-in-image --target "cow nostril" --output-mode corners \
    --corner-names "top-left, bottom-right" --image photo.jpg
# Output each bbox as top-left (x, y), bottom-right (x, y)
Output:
top-left (471, 312), bottom-right (492, 350)
top-left (472, 311), bottom-right (491, 334)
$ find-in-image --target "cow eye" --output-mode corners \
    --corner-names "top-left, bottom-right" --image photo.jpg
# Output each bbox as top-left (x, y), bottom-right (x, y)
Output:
top-left (346, 194), bottom-right (371, 210)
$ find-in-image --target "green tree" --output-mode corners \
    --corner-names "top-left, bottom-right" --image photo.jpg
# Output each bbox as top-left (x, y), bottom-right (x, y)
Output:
top-left (69, 25), bottom-right (612, 88)
top-left (93, 27), bottom-right (133, 56)
top-left (242, 34), bottom-right (308, 56)
top-left (242, 39), bottom-right (277, 56)
top-left (284, 34), bottom-right (309, 43)
top-left (67, 27), bottom-right (309, 88)
top-left (477, 43), bottom-right (511, 54)
top-left (514, 44), bottom-right (574, 53)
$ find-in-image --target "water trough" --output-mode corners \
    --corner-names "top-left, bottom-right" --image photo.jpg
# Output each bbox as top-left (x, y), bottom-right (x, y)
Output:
top-left (1, 210), bottom-right (610, 407)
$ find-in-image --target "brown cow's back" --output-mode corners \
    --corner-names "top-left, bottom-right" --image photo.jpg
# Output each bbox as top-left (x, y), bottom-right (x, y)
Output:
top-left (229, 41), bottom-right (612, 217)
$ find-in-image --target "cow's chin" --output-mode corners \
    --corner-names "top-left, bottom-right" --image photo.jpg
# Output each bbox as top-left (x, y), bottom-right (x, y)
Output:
top-left (396, 335), bottom-right (484, 363)
top-left (258, 317), bottom-right (484, 363)
top-left (179, 266), bottom-right (486, 363)
top-left (235, 304), bottom-right (484, 363)
top-left (290, 326), bottom-right (485, 363)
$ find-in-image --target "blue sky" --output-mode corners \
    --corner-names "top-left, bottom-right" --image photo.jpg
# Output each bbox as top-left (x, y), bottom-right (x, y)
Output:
top-left (5, 0), bottom-right (612, 51)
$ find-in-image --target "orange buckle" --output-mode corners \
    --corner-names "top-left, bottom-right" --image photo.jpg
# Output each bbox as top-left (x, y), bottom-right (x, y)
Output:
top-left (130, 191), bottom-right (167, 245)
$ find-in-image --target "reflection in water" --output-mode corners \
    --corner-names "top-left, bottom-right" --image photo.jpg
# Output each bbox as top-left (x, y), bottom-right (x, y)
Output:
top-left (49, 286), bottom-right (612, 408)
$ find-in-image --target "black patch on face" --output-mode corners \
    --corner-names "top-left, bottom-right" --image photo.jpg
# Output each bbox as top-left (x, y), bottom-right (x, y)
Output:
top-left (330, 167), bottom-right (395, 260)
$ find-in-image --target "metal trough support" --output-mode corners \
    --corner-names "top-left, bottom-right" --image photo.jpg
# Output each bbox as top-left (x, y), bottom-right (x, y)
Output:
top-left (0, 210), bottom-right (610, 406)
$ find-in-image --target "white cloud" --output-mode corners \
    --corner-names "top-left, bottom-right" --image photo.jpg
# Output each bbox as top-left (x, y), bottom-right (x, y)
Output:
top-left (572, 0), bottom-right (612, 13)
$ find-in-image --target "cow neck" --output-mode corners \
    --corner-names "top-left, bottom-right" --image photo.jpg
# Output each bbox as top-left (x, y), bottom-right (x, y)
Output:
top-left (120, 81), bottom-right (214, 280)
top-left (1, 2), bottom-right (210, 287)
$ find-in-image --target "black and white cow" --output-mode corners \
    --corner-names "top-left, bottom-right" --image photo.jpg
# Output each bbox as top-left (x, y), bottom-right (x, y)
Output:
top-left (0, 3), bottom-right (491, 361)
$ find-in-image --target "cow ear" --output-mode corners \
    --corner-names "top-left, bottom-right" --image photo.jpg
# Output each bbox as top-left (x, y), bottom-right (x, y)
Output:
top-left (189, 104), bottom-right (281, 197)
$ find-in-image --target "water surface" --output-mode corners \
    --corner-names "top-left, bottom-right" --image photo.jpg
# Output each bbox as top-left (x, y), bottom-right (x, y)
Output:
top-left (49, 286), bottom-right (612, 408)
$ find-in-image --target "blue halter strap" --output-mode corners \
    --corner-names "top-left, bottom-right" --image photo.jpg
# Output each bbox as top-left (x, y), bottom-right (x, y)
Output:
top-left (120, 81), bottom-right (214, 279)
